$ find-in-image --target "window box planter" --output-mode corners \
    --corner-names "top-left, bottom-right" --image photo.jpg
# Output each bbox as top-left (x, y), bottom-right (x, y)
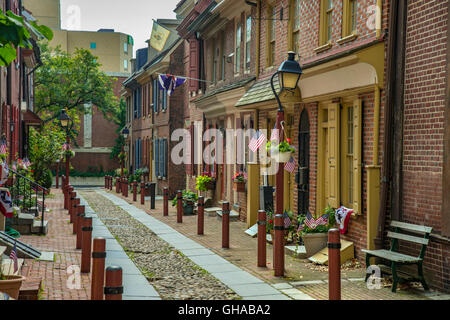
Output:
top-left (271, 151), bottom-right (293, 163)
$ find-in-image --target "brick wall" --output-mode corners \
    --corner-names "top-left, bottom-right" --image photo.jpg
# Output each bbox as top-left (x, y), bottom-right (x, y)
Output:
top-left (398, 0), bottom-right (449, 292)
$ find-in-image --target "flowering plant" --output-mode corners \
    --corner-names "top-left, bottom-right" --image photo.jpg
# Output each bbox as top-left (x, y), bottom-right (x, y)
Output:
top-left (232, 172), bottom-right (246, 183)
top-left (266, 138), bottom-right (296, 154)
top-left (195, 174), bottom-right (215, 191)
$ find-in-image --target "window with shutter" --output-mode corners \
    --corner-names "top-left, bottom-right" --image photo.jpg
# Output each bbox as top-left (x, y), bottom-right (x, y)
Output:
top-left (155, 139), bottom-right (160, 177)
top-left (159, 139), bottom-right (165, 178)
top-left (162, 89), bottom-right (167, 111)
top-left (163, 139), bottom-right (168, 178)
top-left (188, 39), bottom-right (200, 92)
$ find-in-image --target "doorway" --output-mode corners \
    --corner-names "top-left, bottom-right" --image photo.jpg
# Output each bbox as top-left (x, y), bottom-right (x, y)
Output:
top-left (297, 109), bottom-right (310, 215)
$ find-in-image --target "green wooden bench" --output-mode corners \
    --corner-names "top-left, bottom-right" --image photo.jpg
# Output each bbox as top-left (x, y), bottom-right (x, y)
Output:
top-left (362, 220), bottom-right (432, 293)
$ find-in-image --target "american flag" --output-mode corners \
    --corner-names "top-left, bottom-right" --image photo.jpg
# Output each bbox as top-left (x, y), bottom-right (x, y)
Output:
top-left (283, 210), bottom-right (292, 228)
top-left (23, 158), bottom-right (31, 167)
top-left (158, 74), bottom-right (187, 96)
top-left (0, 143), bottom-right (7, 154)
top-left (62, 143), bottom-right (69, 151)
top-left (284, 156), bottom-right (296, 173)
top-left (248, 130), bottom-right (266, 152)
top-left (270, 126), bottom-right (279, 142)
top-left (304, 211), bottom-right (329, 229)
top-left (9, 241), bottom-right (18, 273)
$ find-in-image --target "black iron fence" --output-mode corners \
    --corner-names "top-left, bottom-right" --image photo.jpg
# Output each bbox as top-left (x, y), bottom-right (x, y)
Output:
top-left (6, 169), bottom-right (47, 234)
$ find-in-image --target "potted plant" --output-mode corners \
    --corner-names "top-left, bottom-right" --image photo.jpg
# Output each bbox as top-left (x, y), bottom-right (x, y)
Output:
top-left (298, 205), bottom-right (336, 257)
top-left (195, 174), bottom-right (216, 192)
top-left (232, 172), bottom-right (246, 192)
top-left (0, 254), bottom-right (26, 300)
top-left (266, 210), bottom-right (294, 245)
top-left (267, 138), bottom-right (296, 163)
top-left (171, 190), bottom-right (198, 215)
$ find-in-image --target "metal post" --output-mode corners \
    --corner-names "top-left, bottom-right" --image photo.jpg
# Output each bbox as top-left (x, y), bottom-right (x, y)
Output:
top-left (104, 266), bottom-right (123, 300)
top-left (258, 210), bottom-right (267, 268)
top-left (177, 190), bottom-right (182, 223)
top-left (273, 214), bottom-right (284, 277)
top-left (163, 187), bottom-right (169, 216)
top-left (140, 182), bottom-right (145, 205)
top-left (91, 238), bottom-right (106, 300)
top-left (132, 181), bottom-right (137, 202)
top-left (197, 196), bottom-right (204, 235)
top-left (81, 216), bottom-right (93, 273)
top-left (222, 201), bottom-right (230, 249)
top-left (328, 228), bottom-right (341, 300)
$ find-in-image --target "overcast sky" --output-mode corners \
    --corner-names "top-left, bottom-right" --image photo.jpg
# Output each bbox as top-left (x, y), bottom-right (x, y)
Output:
top-left (60, 0), bottom-right (180, 56)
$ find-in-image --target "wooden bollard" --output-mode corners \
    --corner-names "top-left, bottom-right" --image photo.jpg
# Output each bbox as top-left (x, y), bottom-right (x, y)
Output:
top-left (123, 179), bottom-right (128, 198)
top-left (74, 204), bottom-right (85, 236)
top-left (69, 191), bottom-right (76, 219)
top-left (109, 176), bottom-right (113, 191)
top-left (81, 216), bottom-right (93, 273)
top-left (104, 176), bottom-right (107, 189)
top-left (257, 210), bottom-right (267, 268)
top-left (140, 182), bottom-right (145, 205)
top-left (222, 201), bottom-right (230, 249)
top-left (104, 266), bottom-right (123, 300)
top-left (115, 177), bottom-right (120, 193)
top-left (76, 210), bottom-right (85, 249)
top-left (149, 183), bottom-right (156, 209)
top-left (132, 181), bottom-right (137, 202)
top-left (71, 198), bottom-right (80, 230)
top-left (61, 175), bottom-right (65, 191)
top-left (163, 187), bottom-right (169, 216)
top-left (91, 238), bottom-right (106, 300)
top-left (328, 228), bottom-right (341, 300)
top-left (197, 196), bottom-right (204, 235)
top-left (176, 190), bottom-right (182, 223)
top-left (273, 214), bottom-right (284, 277)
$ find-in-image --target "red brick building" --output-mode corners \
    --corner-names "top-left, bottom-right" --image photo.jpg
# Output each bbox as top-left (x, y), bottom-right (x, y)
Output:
top-left (0, 0), bottom-right (43, 163)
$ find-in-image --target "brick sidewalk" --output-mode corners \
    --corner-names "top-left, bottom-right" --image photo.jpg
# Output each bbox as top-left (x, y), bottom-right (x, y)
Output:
top-left (19, 189), bottom-right (91, 300)
top-left (108, 188), bottom-right (436, 300)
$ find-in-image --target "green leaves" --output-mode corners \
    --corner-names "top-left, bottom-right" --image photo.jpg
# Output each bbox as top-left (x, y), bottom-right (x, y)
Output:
top-left (0, 9), bottom-right (53, 67)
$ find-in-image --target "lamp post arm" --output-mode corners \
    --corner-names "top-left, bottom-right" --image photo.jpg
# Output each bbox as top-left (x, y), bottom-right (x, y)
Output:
top-left (270, 71), bottom-right (284, 112)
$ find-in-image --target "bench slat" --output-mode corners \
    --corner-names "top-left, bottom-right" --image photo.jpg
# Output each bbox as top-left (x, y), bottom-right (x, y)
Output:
top-left (362, 249), bottom-right (421, 263)
top-left (390, 220), bottom-right (432, 234)
top-left (387, 231), bottom-right (429, 245)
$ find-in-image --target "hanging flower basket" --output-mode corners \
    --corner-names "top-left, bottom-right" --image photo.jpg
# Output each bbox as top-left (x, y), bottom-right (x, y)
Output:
top-left (233, 180), bottom-right (246, 192)
top-left (267, 138), bottom-right (296, 163)
top-left (270, 151), bottom-right (293, 163)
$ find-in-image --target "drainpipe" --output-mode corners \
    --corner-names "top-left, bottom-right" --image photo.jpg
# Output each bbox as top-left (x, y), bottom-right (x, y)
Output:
top-left (255, 0), bottom-right (261, 78)
top-left (374, 0), bottom-right (406, 249)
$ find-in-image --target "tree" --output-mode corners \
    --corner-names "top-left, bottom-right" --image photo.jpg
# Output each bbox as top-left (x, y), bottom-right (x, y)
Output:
top-left (0, 9), bottom-right (52, 66)
top-left (34, 43), bottom-right (120, 124)
top-left (110, 98), bottom-right (126, 160)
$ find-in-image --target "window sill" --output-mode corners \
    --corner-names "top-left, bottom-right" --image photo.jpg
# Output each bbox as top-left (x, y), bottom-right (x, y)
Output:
top-left (337, 33), bottom-right (358, 45)
top-left (314, 42), bottom-right (333, 54)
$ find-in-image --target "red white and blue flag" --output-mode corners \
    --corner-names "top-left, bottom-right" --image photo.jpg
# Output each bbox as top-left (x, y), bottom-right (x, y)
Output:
top-left (9, 241), bottom-right (18, 273)
top-left (158, 74), bottom-right (187, 96)
top-left (248, 130), bottom-right (266, 152)
top-left (270, 125), bottom-right (279, 143)
top-left (304, 211), bottom-right (329, 229)
top-left (283, 210), bottom-right (292, 228)
top-left (284, 156), bottom-right (296, 173)
top-left (0, 142), bottom-right (7, 154)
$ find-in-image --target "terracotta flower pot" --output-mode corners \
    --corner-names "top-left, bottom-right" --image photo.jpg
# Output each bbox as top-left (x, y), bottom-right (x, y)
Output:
top-left (233, 180), bottom-right (246, 192)
top-left (0, 275), bottom-right (26, 300)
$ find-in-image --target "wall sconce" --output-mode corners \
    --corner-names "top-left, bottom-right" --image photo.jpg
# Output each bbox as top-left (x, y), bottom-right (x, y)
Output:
top-left (226, 52), bottom-right (234, 63)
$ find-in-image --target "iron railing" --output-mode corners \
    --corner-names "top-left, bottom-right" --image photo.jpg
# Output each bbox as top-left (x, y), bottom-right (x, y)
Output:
top-left (6, 169), bottom-right (47, 234)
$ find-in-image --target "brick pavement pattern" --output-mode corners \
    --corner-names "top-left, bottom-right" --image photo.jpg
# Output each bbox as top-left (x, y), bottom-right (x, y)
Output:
top-left (109, 188), bottom-right (433, 300)
top-left (19, 189), bottom-right (91, 300)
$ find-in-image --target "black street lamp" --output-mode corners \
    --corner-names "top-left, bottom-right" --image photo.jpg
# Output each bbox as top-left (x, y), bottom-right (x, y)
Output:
top-left (120, 127), bottom-right (129, 191)
top-left (270, 51), bottom-right (302, 277)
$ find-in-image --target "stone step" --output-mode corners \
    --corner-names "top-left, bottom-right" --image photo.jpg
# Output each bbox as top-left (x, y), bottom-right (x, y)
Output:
top-left (31, 220), bottom-right (48, 234)
top-left (285, 245), bottom-right (307, 259)
top-left (18, 213), bottom-right (35, 225)
top-left (204, 207), bottom-right (221, 217)
top-left (216, 210), bottom-right (240, 221)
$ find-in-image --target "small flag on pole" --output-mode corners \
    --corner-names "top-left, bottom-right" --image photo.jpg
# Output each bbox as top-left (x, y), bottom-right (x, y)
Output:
top-left (9, 241), bottom-right (18, 273)
top-left (283, 210), bottom-right (292, 228)
top-left (158, 74), bottom-right (187, 96)
top-left (0, 142), bottom-right (6, 154)
top-left (270, 125), bottom-right (279, 142)
top-left (284, 156), bottom-right (296, 173)
top-left (248, 130), bottom-right (266, 152)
